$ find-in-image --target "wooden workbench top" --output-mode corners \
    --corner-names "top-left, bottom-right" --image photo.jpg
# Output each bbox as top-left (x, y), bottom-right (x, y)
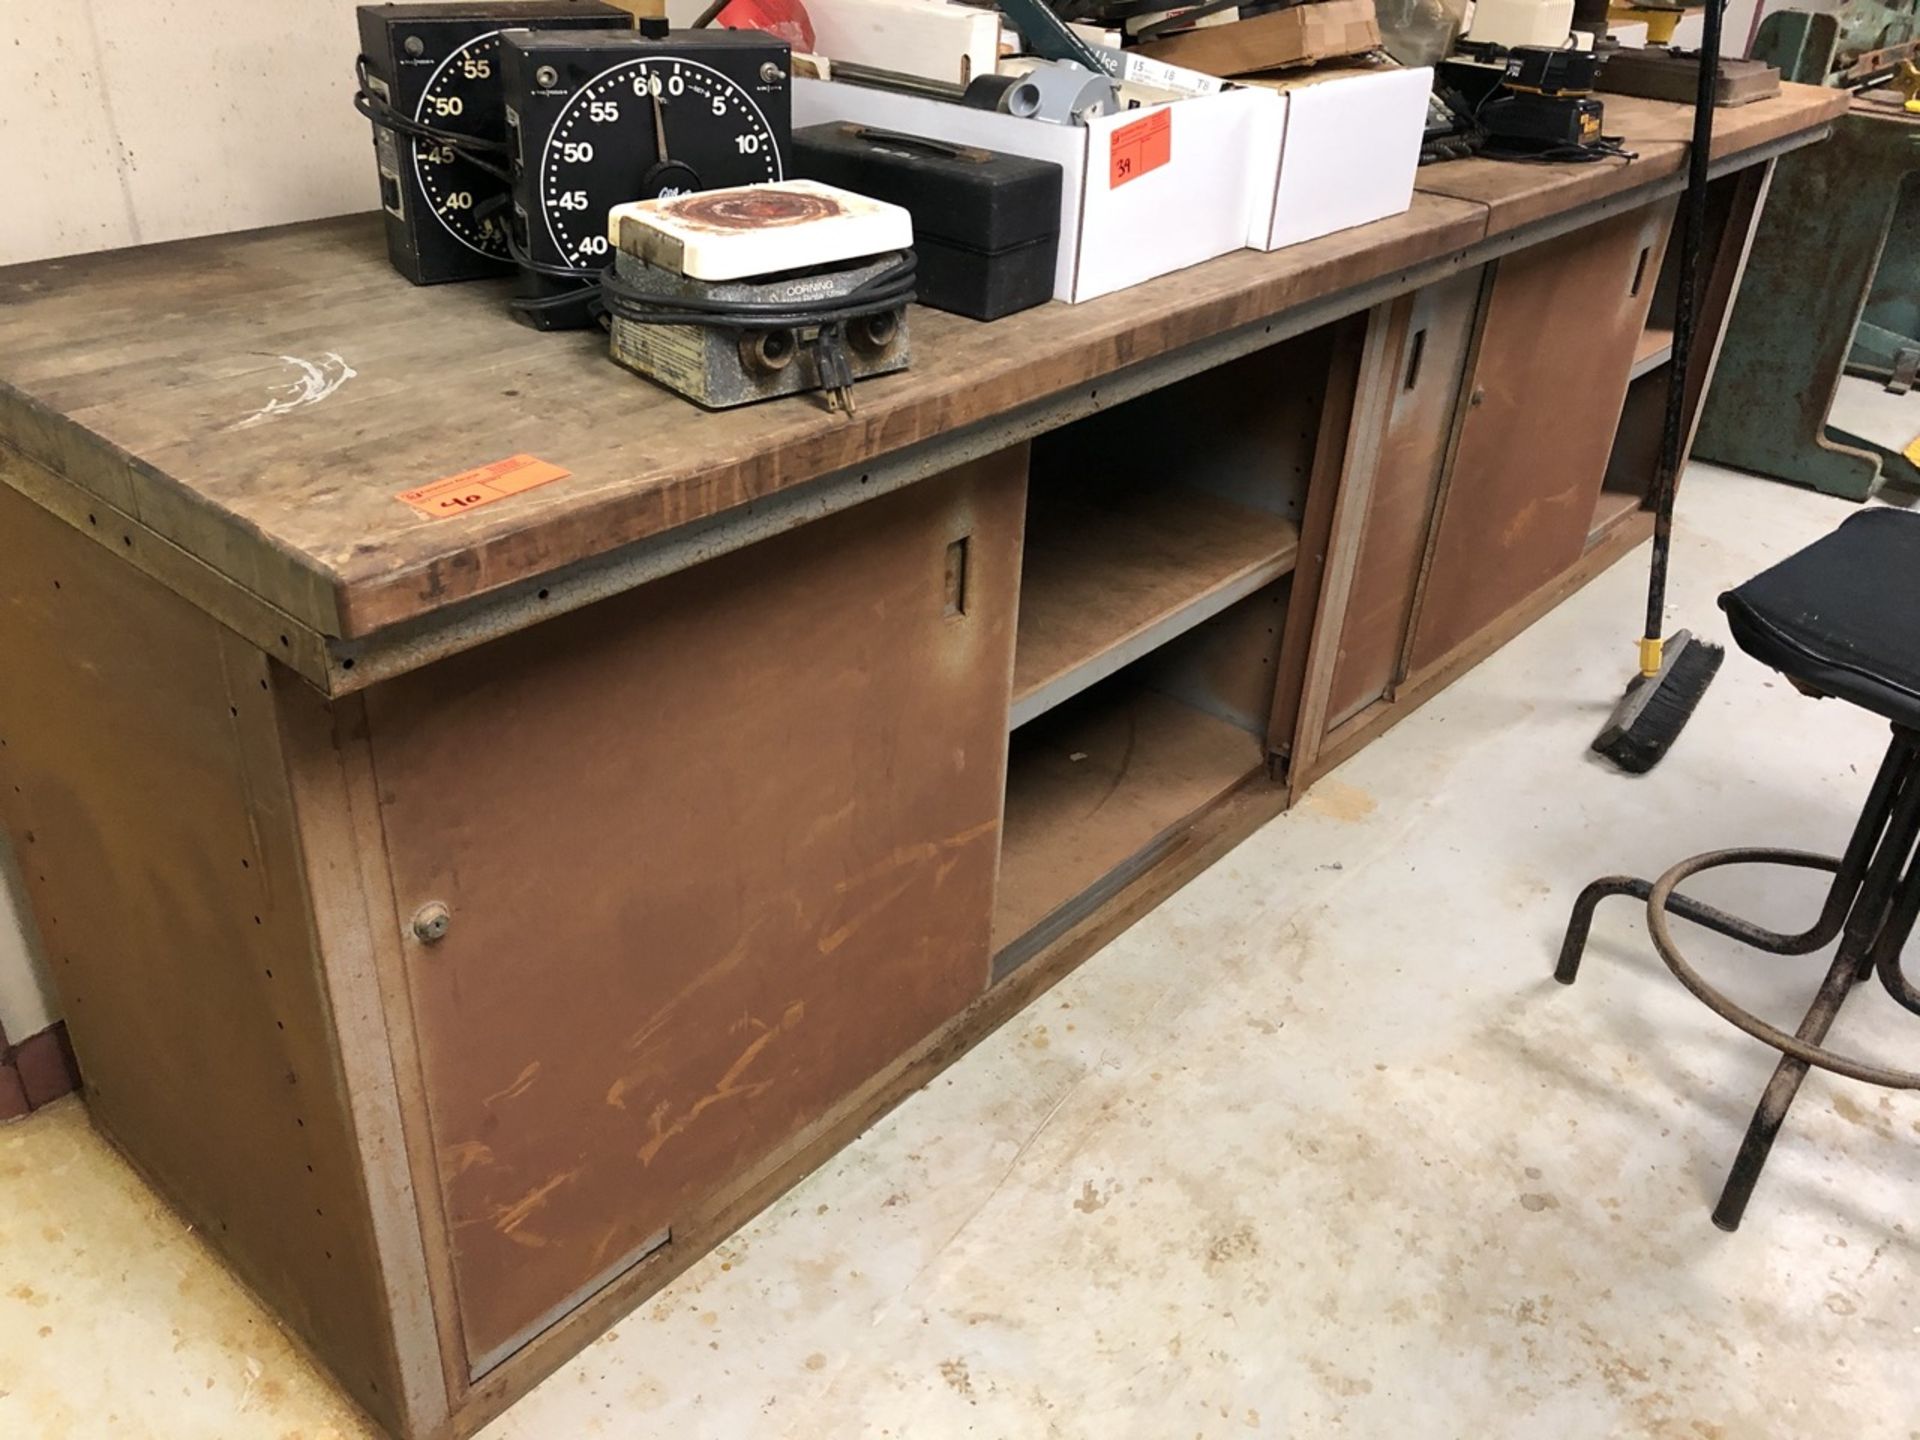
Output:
top-left (0, 83), bottom-right (1843, 650)
top-left (1416, 84), bottom-right (1846, 234)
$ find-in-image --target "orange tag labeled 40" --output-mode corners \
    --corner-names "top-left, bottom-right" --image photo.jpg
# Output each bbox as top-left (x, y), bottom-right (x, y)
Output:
top-left (1109, 108), bottom-right (1172, 189)
top-left (398, 454), bottom-right (570, 519)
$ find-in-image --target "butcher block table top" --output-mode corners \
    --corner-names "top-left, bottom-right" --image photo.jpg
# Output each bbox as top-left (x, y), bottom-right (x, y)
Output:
top-left (0, 83), bottom-right (1845, 674)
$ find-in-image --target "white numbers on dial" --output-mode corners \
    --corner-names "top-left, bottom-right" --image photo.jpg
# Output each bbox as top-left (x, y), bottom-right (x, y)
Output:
top-left (414, 31), bottom-right (511, 259)
top-left (542, 57), bottom-right (782, 271)
top-left (630, 72), bottom-right (688, 97)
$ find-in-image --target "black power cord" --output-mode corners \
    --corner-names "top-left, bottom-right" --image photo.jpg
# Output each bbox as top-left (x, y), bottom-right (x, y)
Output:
top-left (1482, 133), bottom-right (1637, 163)
top-left (599, 251), bottom-right (916, 330)
top-left (351, 56), bottom-right (513, 183)
top-left (600, 252), bottom-right (917, 411)
top-left (500, 213), bottom-right (612, 322)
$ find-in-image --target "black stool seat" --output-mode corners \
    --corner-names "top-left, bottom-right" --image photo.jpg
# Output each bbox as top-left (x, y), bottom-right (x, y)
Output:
top-left (1719, 508), bottom-right (1920, 731)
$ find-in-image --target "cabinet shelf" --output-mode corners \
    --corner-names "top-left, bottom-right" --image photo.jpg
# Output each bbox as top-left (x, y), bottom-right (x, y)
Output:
top-left (1011, 486), bottom-right (1299, 730)
top-left (1588, 488), bottom-right (1645, 542)
top-left (1630, 325), bottom-right (1674, 380)
top-left (993, 682), bottom-right (1264, 964)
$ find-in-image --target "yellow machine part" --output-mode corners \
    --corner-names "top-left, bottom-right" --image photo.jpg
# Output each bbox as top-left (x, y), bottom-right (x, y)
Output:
top-left (1610, 2), bottom-right (1687, 44)
top-left (1897, 59), bottom-right (1920, 113)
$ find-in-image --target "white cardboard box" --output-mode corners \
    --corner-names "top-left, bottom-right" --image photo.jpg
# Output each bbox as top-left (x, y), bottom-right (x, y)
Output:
top-left (794, 78), bottom-right (1272, 303)
top-left (804, 0), bottom-right (1003, 90)
top-left (1242, 65), bottom-right (1431, 252)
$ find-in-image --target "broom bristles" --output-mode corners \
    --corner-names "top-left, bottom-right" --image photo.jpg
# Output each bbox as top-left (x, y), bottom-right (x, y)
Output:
top-left (1592, 630), bottom-right (1724, 774)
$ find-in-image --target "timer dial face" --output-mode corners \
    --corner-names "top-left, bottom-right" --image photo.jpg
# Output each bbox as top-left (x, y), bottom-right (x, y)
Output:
top-left (539, 57), bottom-right (784, 272)
top-left (413, 31), bottom-right (510, 260)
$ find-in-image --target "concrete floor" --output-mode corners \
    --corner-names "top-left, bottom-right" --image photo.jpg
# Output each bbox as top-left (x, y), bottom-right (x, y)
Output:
top-left (4, 463), bottom-right (1917, 1440)
top-left (1828, 375), bottom-right (1920, 490)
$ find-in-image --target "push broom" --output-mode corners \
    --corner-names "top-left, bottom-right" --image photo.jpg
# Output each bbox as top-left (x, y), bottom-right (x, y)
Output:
top-left (1591, 0), bottom-right (1729, 773)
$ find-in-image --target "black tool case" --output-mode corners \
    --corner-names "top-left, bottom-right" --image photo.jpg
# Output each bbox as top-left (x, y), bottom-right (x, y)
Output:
top-left (792, 123), bottom-right (1060, 321)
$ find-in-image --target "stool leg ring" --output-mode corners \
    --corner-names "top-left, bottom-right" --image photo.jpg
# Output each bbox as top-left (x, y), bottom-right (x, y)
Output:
top-left (1645, 851), bottom-right (1920, 1089)
top-left (1556, 728), bottom-right (1920, 1229)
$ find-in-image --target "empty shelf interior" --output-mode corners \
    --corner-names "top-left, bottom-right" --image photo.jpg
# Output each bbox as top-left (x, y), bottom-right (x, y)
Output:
top-left (1012, 486), bottom-right (1299, 728)
top-left (1630, 325), bottom-right (1674, 380)
top-left (993, 676), bottom-right (1265, 965)
top-left (1588, 488), bottom-right (1644, 541)
top-left (1595, 363), bottom-right (1672, 544)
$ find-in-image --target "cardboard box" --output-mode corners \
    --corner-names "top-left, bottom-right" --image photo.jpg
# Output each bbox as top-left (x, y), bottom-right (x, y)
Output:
top-left (805, 0), bottom-right (1003, 89)
top-left (793, 78), bottom-right (1272, 302)
top-left (1135, 0), bottom-right (1382, 77)
top-left (1240, 63), bottom-right (1430, 251)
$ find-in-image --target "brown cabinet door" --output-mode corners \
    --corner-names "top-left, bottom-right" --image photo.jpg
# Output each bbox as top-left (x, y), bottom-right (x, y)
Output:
top-left (1321, 269), bottom-right (1484, 732)
top-left (365, 451), bottom-right (1026, 1373)
top-left (1406, 199), bottom-right (1675, 672)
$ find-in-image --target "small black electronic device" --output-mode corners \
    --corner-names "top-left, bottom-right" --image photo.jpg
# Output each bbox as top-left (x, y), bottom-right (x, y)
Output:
top-left (1501, 44), bottom-right (1601, 96)
top-left (1484, 46), bottom-right (1607, 153)
top-left (355, 2), bottom-right (631, 285)
top-left (1481, 89), bottom-right (1606, 149)
top-left (792, 123), bottom-right (1061, 321)
top-left (1438, 47), bottom-right (1626, 162)
top-left (501, 29), bottom-right (794, 329)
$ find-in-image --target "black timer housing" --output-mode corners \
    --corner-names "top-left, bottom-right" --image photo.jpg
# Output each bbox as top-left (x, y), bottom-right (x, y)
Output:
top-left (502, 28), bottom-right (793, 329)
top-left (357, 1), bottom-right (630, 285)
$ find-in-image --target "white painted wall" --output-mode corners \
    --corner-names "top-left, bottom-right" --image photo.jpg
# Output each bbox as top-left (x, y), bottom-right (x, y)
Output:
top-left (0, 840), bottom-right (57, 1044)
top-left (0, 0), bottom-right (407, 1031)
top-left (2, 0), bottom-right (376, 267)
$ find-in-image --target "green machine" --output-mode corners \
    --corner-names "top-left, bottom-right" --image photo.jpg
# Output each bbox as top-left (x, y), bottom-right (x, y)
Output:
top-left (1693, 2), bottom-right (1920, 498)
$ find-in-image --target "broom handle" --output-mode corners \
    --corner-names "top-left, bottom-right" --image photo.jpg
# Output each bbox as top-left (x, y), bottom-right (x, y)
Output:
top-left (1642, 0), bottom-right (1725, 675)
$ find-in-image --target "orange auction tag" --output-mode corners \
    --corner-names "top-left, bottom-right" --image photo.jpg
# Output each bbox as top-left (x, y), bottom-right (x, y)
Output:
top-left (397, 454), bottom-right (570, 519)
top-left (1109, 109), bottom-right (1172, 189)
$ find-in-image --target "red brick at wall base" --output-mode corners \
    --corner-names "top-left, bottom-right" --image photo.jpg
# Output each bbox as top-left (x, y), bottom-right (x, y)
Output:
top-left (0, 1021), bottom-right (80, 1121)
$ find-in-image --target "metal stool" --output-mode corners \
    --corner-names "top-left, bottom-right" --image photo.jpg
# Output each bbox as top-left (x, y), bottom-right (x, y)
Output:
top-left (1557, 509), bottom-right (1920, 1230)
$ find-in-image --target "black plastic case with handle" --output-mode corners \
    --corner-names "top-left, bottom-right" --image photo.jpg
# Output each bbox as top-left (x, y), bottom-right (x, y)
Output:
top-left (792, 122), bottom-right (1061, 321)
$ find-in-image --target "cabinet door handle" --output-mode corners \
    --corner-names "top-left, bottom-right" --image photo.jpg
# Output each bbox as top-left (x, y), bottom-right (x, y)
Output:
top-left (944, 535), bottom-right (970, 617)
top-left (1468, 387), bottom-right (1486, 408)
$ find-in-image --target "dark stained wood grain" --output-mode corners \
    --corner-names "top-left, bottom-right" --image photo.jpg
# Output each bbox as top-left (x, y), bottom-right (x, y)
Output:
top-left (362, 449), bottom-right (1026, 1369)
